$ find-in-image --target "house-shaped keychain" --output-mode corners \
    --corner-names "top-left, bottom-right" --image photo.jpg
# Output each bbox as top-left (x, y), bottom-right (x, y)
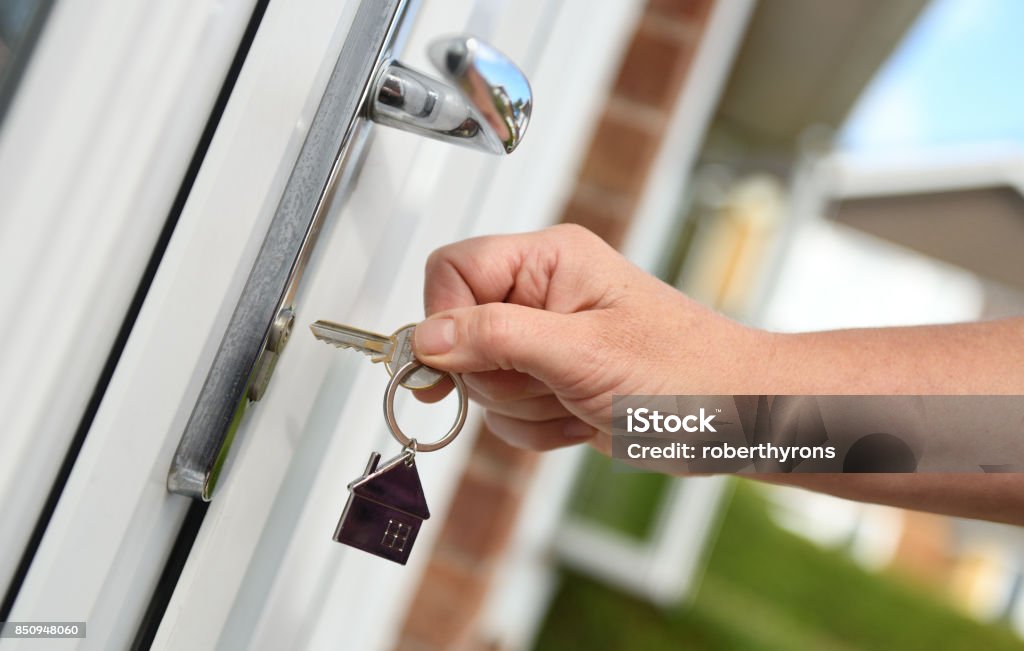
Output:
top-left (333, 450), bottom-right (430, 564)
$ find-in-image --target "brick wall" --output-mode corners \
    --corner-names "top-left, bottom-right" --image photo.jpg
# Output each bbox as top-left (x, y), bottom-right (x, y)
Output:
top-left (396, 1), bottom-right (716, 649)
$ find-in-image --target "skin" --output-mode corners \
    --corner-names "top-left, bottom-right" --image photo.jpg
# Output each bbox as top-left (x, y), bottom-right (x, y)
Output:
top-left (412, 224), bottom-right (1024, 526)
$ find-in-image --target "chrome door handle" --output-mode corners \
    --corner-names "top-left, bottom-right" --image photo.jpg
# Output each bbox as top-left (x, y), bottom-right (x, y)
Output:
top-left (369, 36), bottom-right (532, 154)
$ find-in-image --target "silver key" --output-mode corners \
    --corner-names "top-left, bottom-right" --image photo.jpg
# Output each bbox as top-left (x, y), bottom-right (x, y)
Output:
top-left (309, 320), bottom-right (445, 390)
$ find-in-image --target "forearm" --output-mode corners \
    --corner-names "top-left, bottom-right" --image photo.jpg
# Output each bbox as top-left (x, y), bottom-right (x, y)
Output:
top-left (750, 317), bottom-right (1024, 524)
top-left (759, 317), bottom-right (1024, 395)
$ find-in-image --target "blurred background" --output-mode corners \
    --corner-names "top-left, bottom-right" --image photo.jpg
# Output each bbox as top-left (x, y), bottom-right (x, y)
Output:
top-left (452, 0), bottom-right (1024, 649)
top-left (2, 0), bottom-right (1023, 649)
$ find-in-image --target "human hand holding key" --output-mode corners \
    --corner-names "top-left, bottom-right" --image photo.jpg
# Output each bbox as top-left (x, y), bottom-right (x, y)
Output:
top-left (410, 224), bottom-right (766, 454)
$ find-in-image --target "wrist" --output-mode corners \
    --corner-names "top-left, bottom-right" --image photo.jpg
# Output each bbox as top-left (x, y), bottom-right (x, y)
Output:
top-left (736, 325), bottom-right (792, 394)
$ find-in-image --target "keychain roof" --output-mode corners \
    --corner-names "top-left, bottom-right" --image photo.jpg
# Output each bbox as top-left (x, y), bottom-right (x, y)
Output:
top-left (348, 451), bottom-right (430, 520)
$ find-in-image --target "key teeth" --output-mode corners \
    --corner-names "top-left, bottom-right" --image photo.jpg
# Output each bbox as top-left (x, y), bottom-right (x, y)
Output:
top-left (312, 333), bottom-right (388, 364)
top-left (312, 334), bottom-right (348, 349)
top-left (312, 334), bottom-right (354, 350)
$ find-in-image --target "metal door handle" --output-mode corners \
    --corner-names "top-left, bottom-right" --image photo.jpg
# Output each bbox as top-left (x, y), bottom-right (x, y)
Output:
top-left (369, 36), bottom-right (532, 154)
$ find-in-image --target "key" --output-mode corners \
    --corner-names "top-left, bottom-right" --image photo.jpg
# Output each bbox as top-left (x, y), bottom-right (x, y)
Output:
top-left (309, 320), bottom-right (445, 390)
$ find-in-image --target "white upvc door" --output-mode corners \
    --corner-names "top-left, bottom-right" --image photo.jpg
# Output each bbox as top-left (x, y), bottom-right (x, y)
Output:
top-left (0, 0), bottom-right (259, 606)
top-left (4, 0), bottom-right (635, 649)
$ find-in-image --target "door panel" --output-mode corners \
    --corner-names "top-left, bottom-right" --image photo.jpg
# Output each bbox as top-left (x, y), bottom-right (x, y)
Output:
top-left (0, 0), bottom-right (258, 605)
top-left (5, 0), bottom-right (364, 648)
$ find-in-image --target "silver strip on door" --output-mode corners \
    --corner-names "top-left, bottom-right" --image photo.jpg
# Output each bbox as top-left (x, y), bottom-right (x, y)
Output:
top-left (168, 0), bottom-right (416, 500)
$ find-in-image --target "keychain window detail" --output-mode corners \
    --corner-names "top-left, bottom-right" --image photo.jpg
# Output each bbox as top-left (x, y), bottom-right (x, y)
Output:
top-left (381, 520), bottom-right (412, 552)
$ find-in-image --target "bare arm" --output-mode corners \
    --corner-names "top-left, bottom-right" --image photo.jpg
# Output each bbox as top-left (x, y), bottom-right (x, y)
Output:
top-left (765, 319), bottom-right (1024, 395)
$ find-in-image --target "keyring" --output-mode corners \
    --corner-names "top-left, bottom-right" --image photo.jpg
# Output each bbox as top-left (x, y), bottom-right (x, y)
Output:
top-left (383, 361), bottom-right (468, 452)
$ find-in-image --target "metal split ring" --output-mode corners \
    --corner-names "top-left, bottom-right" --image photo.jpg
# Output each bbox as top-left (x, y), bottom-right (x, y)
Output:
top-left (383, 361), bottom-right (467, 453)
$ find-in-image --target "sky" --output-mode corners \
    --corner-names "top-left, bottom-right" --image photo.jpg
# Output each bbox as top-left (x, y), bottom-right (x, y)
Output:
top-left (840, 0), bottom-right (1024, 152)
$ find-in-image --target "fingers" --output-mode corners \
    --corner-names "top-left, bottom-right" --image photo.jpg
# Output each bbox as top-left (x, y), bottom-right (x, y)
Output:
top-left (411, 376), bottom-right (454, 404)
top-left (423, 224), bottom-right (620, 315)
top-left (484, 411), bottom-right (597, 451)
top-left (413, 303), bottom-right (599, 390)
top-left (413, 369), bottom-right (549, 405)
top-left (463, 370), bottom-right (549, 402)
top-left (468, 391), bottom-right (570, 422)
top-left (586, 431), bottom-right (612, 456)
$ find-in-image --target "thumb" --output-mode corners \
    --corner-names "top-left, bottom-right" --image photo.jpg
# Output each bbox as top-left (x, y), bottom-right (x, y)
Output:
top-left (413, 303), bottom-right (591, 385)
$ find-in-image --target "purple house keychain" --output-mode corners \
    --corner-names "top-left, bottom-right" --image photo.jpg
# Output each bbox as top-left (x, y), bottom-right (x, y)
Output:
top-left (334, 450), bottom-right (430, 565)
top-left (327, 359), bottom-right (468, 565)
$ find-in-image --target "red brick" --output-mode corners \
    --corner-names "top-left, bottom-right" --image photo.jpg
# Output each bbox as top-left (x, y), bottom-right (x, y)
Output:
top-left (461, 637), bottom-right (503, 651)
top-left (612, 22), bottom-right (694, 109)
top-left (561, 190), bottom-right (635, 248)
top-left (578, 112), bottom-right (660, 196)
top-left (435, 466), bottom-right (525, 562)
top-left (400, 558), bottom-right (488, 650)
top-left (392, 636), bottom-right (437, 651)
top-left (471, 424), bottom-right (538, 480)
top-left (606, 95), bottom-right (669, 131)
top-left (647, 0), bottom-right (714, 24)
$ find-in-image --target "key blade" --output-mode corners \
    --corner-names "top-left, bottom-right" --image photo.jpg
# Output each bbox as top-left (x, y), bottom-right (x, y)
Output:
top-left (310, 321), bottom-right (391, 362)
top-left (310, 321), bottom-right (394, 363)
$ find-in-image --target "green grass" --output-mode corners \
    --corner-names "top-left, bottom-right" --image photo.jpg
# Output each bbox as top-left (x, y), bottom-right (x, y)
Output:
top-left (536, 479), bottom-right (1024, 651)
top-left (567, 452), bottom-right (672, 540)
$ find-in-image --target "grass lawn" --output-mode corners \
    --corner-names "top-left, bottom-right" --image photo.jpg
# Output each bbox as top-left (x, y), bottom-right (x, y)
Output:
top-left (534, 476), bottom-right (1024, 650)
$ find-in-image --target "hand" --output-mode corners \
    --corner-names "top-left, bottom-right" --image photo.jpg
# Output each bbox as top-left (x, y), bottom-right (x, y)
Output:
top-left (413, 224), bottom-right (768, 453)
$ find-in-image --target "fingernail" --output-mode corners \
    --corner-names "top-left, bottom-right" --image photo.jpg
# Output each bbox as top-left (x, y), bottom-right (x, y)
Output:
top-left (415, 318), bottom-right (456, 355)
top-left (564, 419), bottom-right (595, 439)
